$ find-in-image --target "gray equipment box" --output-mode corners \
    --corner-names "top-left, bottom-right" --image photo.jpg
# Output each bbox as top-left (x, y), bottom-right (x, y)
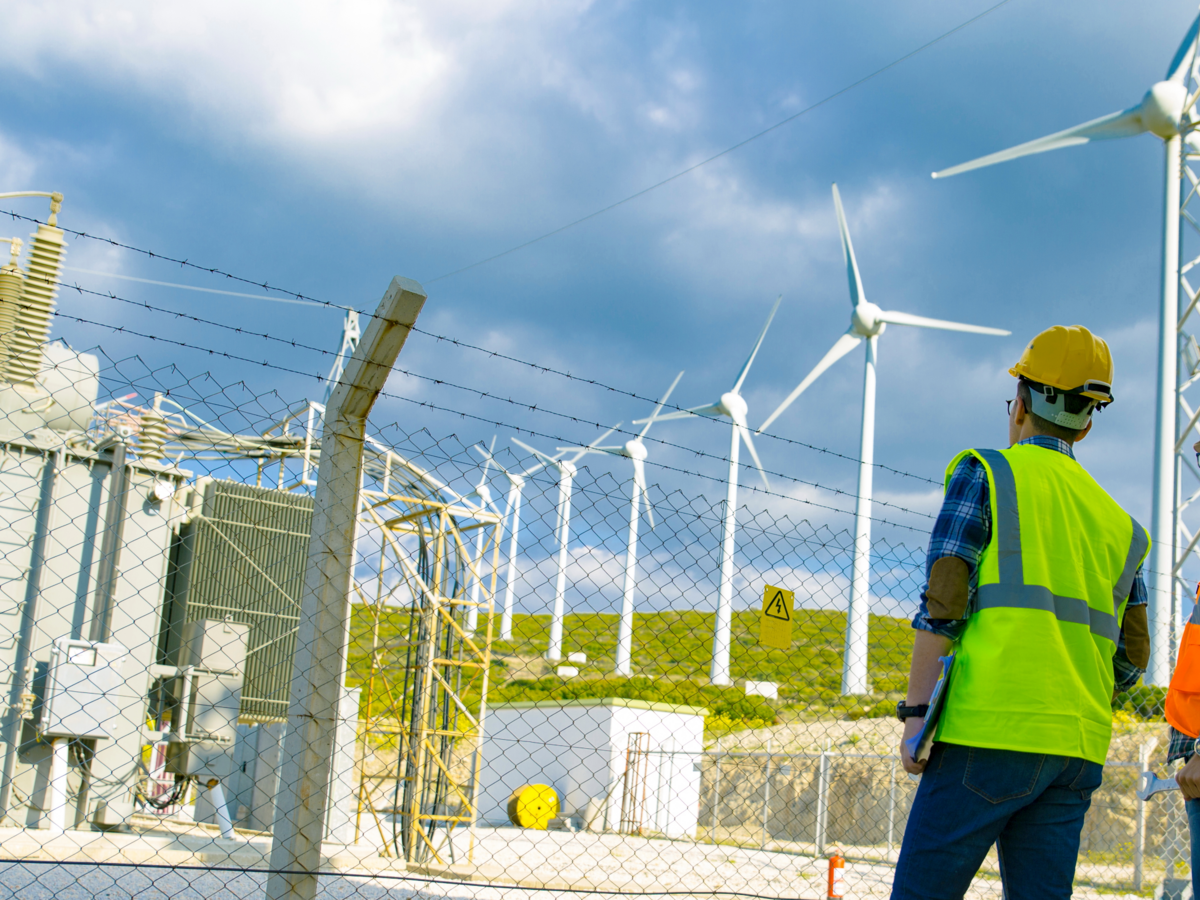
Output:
top-left (40, 638), bottom-right (127, 740)
top-left (182, 671), bottom-right (243, 744)
top-left (165, 740), bottom-right (236, 780)
top-left (180, 619), bottom-right (248, 674)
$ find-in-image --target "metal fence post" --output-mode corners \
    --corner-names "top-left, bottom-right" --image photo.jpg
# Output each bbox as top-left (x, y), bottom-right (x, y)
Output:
top-left (887, 754), bottom-right (897, 854)
top-left (761, 739), bottom-right (773, 849)
top-left (710, 737), bottom-right (722, 839)
top-left (266, 277), bottom-right (427, 900)
top-left (816, 743), bottom-right (830, 856)
top-left (1135, 736), bottom-right (1160, 892)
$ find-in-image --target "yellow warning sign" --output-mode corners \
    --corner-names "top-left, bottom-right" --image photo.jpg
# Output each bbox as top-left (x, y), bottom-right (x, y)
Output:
top-left (759, 585), bottom-right (794, 650)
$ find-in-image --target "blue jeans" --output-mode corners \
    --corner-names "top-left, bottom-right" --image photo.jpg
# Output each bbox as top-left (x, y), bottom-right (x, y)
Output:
top-left (891, 742), bottom-right (1104, 900)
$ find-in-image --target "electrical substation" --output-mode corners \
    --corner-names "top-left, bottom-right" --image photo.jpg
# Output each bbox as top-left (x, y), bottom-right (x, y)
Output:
top-left (0, 193), bottom-right (502, 866)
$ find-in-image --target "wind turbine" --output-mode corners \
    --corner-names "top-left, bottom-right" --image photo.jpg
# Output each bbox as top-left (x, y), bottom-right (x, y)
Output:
top-left (559, 372), bottom-right (684, 677)
top-left (931, 12), bottom-right (1200, 685)
top-left (513, 423), bottom-right (621, 662)
top-left (757, 184), bottom-right (1008, 696)
top-left (463, 438), bottom-right (503, 634)
top-left (639, 299), bottom-right (778, 686)
top-left (473, 443), bottom-right (548, 641)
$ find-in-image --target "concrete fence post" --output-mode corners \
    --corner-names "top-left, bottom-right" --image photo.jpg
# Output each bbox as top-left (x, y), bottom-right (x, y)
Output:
top-left (815, 744), bottom-right (830, 856)
top-left (265, 277), bottom-right (427, 900)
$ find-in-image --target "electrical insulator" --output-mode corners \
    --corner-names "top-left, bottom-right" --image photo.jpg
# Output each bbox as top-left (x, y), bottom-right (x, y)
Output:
top-left (8, 194), bottom-right (66, 387)
top-left (0, 238), bottom-right (25, 382)
top-left (138, 410), bottom-right (169, 462)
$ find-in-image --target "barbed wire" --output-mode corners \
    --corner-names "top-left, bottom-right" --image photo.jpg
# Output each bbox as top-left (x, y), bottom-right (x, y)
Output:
top-left (8, 212), bottom-right (946, 487)
top-left (54, 280), bottom-right (938, 521)
top-left (53, 306), bottom-right (934, 532)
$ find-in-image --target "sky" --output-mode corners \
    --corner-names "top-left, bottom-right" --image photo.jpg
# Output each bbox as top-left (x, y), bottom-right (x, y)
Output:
top-left (1, 0), bottom-right (1197, 597)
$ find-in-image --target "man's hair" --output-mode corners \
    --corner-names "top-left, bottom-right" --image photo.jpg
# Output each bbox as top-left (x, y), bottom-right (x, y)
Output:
top-left (1016, 378), bottom-right (1092, 442)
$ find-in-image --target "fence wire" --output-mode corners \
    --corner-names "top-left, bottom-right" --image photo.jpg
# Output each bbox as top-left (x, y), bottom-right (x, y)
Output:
top-left (0, 335), bottom-right (1182, 900)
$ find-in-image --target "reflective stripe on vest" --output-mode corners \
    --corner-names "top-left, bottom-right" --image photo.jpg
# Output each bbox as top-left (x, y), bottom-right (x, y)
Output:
top-left (972, 448), bottom-right (1148, 645)
top-left (1166, 589), bottom-right (1200, 737)
top-left (935, 445), bottom-right (1150, 764)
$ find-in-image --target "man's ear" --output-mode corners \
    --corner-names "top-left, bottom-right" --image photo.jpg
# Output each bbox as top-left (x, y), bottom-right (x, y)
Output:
top-left (1074, 417), bottom-right (1094, 444)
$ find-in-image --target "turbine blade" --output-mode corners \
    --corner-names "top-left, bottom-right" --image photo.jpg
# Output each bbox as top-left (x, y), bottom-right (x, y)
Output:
top-left (738, 424), bottom-right (769, 490)
top-left (1167, 13), bottom-right (1200, 83)
top-left (476, 435), bottom-right (497, 489)
top-left (875, 309), bottom-right (1010, 336)
top-left (512, 438), bottom-right (559, 475)
top-left (568, 422), bottom-right (623, 463)
top-left (635, 401), bottom-right (722, 424)
top-left (832, 184), bottom-right (866, 308)
top-left (639, 370), bottom-right (685, 438)
top-left (731, 295), bottom-right (782, 393)
top-left (633, 457), bottom-right (655, 530)
top-left (757, 331), bottom-right (862, 434)
top-left (932, 106), bottom-right (1148, 179)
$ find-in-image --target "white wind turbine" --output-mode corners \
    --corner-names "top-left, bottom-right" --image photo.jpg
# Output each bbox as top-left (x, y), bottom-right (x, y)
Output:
top-left (757, 184), bottom-right (1009, 696)
top-left (559, 372), bottom-right (684, 677)
top-left (513, 423), bottom-right (622, 662)
top-left (930, 13), bottom-right (1200, 685)
top-left (463, 438), bottom-right (504, 634)
top-left (639, 300), bottom-right (779, 686)
top-left (473, 443), bottom-right (550, 641)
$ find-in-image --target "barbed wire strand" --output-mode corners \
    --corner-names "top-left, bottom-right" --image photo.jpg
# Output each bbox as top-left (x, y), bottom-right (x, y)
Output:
top-left (54, 266), bottom-right (944, 486)
top-left (53, 306), bottom-right (934, 532)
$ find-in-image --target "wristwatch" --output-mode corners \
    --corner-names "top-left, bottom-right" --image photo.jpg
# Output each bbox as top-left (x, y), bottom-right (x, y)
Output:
top-left (896, 703), bottom-right (930, 721)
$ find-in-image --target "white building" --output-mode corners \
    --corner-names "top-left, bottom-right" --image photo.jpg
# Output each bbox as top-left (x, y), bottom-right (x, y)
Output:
top-left (478, 698), bottom-right (706, 838)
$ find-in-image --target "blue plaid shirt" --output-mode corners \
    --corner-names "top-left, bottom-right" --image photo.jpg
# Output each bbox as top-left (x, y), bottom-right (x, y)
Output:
top-left (913, 435), bottom-right (1148, 694)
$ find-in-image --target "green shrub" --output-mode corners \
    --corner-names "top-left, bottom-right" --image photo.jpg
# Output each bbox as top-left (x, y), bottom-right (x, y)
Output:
top-left (1114, 684), bottom-right (1166, 720)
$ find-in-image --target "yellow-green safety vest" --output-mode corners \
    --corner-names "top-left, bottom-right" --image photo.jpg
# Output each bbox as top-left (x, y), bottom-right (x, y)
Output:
top-left (934, 444), bottom-right (1149, 764)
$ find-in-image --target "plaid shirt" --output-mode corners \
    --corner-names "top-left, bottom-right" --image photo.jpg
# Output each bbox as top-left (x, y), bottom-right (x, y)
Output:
top-left (912, 435), bottom-right (1148, 695)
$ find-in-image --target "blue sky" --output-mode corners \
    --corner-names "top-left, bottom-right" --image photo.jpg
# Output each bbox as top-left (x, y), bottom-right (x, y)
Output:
top-left (2, 0), bottom-right (1196, 565)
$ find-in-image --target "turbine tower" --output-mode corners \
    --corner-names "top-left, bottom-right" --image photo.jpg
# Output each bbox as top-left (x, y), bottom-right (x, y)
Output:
top-left (641, 300), bottom-right (778, 686)
top-left (463, 437), bottom-right (502, 634)
top-left (473, 443), bottom-right (536, 641)
top-left (758, 184), bottom-right (1008, 695)
top-left (514, 424), bottom-right (621, 662)
top-left (561, 371), bottom-right (683, 677)
top-left (932, 12), bottom-right (1200, 685)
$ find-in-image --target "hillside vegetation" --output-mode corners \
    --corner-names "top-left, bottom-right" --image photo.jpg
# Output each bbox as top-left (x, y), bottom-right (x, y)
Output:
top-left (346, 607), bottom-right (915, 732)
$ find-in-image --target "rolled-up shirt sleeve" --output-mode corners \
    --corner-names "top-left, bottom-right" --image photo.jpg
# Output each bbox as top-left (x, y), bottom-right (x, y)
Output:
top-left (911, 455), bottom-right (990, 641)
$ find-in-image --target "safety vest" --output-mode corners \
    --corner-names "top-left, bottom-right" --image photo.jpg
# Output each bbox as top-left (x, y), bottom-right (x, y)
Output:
top-left (1166, 587), bottom-right (1200, 737)
top-left (934, 444), bottom-right (1149, 764)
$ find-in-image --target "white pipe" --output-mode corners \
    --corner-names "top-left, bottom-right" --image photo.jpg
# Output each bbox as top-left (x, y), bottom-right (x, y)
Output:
top-left (842, 335), bottom-right (877, 695)
top-left (501, 487), bottom-right (522, 641)
top-left (547, 465), bottom-right (574, 662)
top-left (1148, 134), bottom-right (1183, 686)
top-left (207, 780), bottom-right (236, 840)
top-left (710, 422), bottom-right (740, 686)
top-left (47, 739), bottom-right (68, 834)
top-left (615, 474), bottom-right (641, 677)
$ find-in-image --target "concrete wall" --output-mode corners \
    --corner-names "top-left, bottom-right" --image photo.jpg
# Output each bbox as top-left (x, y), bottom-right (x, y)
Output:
top-left (477, 698), bottom-right (704, 838)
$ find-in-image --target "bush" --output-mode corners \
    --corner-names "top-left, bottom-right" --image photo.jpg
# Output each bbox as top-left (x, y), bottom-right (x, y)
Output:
top-left (1114, 684), bottom-right (1166, 720)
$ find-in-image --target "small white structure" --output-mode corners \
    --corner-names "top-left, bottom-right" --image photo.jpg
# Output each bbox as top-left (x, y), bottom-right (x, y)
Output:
top-left (478, 698), bottom-right (706, 837)
top-left (743, 680), bottom-right (778, 700)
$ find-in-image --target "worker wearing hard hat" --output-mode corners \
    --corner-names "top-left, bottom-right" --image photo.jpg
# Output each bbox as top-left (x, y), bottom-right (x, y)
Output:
top-left (1167, 465), bottom-right (1200, 899)
top-left (891, 325), bottom-right (1150, 900)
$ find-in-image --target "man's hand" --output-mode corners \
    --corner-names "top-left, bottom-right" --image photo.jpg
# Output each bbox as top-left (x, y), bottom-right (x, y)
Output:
top-left (900, 717), bottom-right (926, 775)
top-left (1178, 755), bottom-right (1200, 799)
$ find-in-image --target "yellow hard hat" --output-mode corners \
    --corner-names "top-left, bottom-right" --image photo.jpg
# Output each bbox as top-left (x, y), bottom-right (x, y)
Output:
top-left (1009, 325), bottom-right (1114, 404)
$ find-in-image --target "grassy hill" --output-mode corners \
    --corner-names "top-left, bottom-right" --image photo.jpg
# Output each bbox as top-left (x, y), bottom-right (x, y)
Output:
top-left (347, 607), bottom-right (915, 731)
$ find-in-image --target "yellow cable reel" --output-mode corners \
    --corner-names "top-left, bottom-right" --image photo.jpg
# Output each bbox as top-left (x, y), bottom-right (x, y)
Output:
top-left (507, 783), bottom-right (558, 830)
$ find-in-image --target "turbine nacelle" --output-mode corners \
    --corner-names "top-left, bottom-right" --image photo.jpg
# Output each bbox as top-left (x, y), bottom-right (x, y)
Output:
top-left (718, 391), bottom-right (748, 423)
top-left (1141, 80), bottom-right (1188, 138)
top-left (850, 301), bottom-right (888, 338)
top-left (624, 438), bottom-right (648, 461)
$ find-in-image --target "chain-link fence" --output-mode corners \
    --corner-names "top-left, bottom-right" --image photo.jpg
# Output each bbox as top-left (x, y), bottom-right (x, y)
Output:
top-left (0, 271), bottom-right (1185, 898)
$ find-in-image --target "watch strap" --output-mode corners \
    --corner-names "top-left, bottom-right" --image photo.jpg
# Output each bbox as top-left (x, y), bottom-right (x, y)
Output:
top-left (896, 702), bottom-right (930, 721)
